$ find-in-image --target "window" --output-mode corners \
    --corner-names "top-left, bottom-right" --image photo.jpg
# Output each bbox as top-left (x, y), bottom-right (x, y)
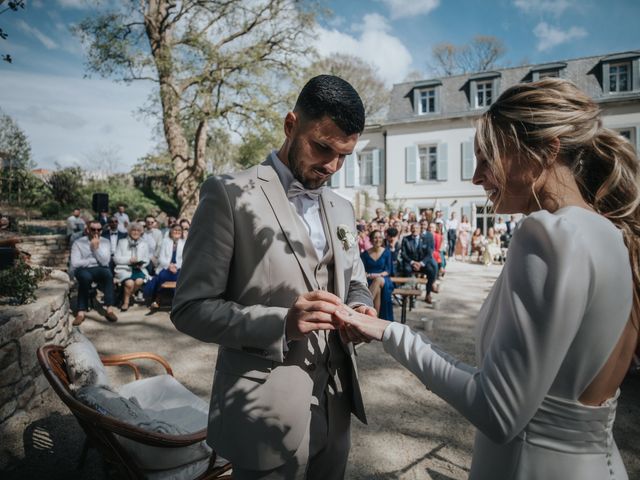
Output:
top-left (615, 127), bottom-right (637, 148)
top-left (419, 88), bottom-right (436, 114)
top-left (609, 62), bottom-right (631, 92)
top-left (418, 145), bottom-right (438, 181)
top-left (476, 80), bottom-right (493, 107)
top-left (406, 144), bottom-right (447, 183)
top-left (359, 151), bottom-right (374, 185)
top-left (538, 70), bottom-right (559, 79)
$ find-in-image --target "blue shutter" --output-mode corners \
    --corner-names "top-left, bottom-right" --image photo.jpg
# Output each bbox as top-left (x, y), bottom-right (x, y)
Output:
top-left (345, 154), bottom-right (355, 187)
top-left (461, 140), bottom-right (474, 180)
top-left (436, 143), bottom-right (448, 181)
top-left (372, 149), bottom-right (380, 186)
top-left (330, 169), bottom-right (340, 188)
top-left (405, 146), bottom-right (417, 183)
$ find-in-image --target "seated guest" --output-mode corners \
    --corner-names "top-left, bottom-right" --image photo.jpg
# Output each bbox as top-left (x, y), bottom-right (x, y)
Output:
top-left (69, 220), bottom-right (118, 325)
top-left (142, 215), bottom-right (163, 274)
top-left (385, 226), bottom-right (401, 274)
top-left (361, 230), bottom-right (394, 321)
top-left (357, 223), bottom-right (372, 253)
top-left (96, 209), bottom-right (110, 227)
top-left (179, 218), bottom-right (191, 240)
top-left (483, 227), bottom-right (503, 265)
top-left (114, 223), bottom-right (150, 311)
top-left (400, 222), bottom-right (438, 304)
top-left (470, 227), bottom-right (486, 263)
top-left (144, 223), bottom-right (184, 309)
top-left (66, 208), bottom-right (86, 245)
top-left (162, 215), bottom-right (177, 237)
top-left (101, 216), bottom-right (126, 268)
top-left (429, 222), bottom-right (444, 274)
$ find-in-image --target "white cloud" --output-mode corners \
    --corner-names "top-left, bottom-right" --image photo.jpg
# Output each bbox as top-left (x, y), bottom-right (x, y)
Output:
top-left (0, 71), bottom-right (155, 171)
top-left (314, 13), bottom-right (413, 86)
top-left (378, 0), bottom-right (440, 20)
top-left (514, 0), bottom-right (574, 17)
top-left (56, 0), bottom-right (91, 8)
top-left (16, 19), bottom-right (58, 50)
top-left (533, 21), bottom-right (587, 51)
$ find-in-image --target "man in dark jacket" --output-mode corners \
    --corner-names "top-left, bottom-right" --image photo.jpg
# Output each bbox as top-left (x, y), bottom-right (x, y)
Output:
top-left (400, 222), bottom-right (439, 303)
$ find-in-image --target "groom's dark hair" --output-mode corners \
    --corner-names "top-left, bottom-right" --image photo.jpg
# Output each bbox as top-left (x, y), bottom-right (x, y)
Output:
top-left (294, 75), bottom-right (365, 135)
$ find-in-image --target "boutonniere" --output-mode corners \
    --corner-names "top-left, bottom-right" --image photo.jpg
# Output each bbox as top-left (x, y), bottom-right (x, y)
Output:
top-left (336, 224), bottom-right (356, 250)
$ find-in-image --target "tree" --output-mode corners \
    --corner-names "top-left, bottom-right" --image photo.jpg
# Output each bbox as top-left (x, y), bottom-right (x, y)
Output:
top-left (430, 36), bottom-right (506, 76)
top-left (75, 0), bottom-right (316, 217)
top-left (0, 0), bottom-right (25, 63)
top-left (0, 109), bottom-right (33, 203)
top-left (44, 166), bottom-right (84, 207)
top-left (302, 54), bottom-right (389, 122)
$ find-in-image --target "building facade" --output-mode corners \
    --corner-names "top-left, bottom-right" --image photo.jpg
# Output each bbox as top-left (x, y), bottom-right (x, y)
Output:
top-left (331, 51), bottom-right (640, 230)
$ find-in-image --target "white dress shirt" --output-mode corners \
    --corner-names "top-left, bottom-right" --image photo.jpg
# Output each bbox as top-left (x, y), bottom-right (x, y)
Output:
top-left (70, 236), bottom-right (111, 270)
top-left (270, 151), bottom-right (327, 260)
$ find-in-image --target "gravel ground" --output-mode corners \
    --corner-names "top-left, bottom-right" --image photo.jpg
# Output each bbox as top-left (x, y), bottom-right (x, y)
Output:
top-left (4, 260), bottom-right (639, 479)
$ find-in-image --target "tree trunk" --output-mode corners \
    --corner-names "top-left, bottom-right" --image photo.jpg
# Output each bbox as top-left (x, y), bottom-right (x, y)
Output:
top-left (145, 0), bottom-right (206, 219)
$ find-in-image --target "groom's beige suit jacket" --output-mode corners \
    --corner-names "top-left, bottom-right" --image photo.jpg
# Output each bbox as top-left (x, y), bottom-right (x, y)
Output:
top-left (171, 155), bottom-right (372, 471)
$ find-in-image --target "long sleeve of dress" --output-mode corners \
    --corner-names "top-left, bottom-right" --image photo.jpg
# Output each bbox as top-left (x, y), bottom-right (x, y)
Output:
top-left (382, 213), bottom-right (594, 443)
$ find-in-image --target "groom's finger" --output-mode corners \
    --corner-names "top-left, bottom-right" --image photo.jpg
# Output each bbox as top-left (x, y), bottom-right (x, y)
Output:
top-left (303, 290), bottom-right (343, 305)
top-left (304, 300), bottom-right (340, 314)
top-left (304, 311), bottom-right (338, 326)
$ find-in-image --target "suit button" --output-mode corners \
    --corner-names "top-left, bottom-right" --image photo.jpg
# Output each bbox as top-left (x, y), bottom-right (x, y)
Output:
top-left (307, 363), bottom-right (316, 372)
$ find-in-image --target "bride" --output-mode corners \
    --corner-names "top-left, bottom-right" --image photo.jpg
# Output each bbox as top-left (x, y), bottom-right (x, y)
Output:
top-left (337, 78), bottom-right (639, 479)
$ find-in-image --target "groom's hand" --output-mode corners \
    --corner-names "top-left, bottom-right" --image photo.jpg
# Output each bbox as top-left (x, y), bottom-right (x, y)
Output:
top-left (285, 290), bottom-right (342, 341)
top-left (338, 305), bottom-right (377, 344)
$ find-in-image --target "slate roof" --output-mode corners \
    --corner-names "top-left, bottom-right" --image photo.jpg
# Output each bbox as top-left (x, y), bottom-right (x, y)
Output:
top-left (384, 51), bottom-right (640, 126)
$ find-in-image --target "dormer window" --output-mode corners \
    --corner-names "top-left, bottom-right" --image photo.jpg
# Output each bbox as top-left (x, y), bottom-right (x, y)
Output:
top-left (591, 52), bottom-right (639, 94)
top-left (609, 62), bottom-right (630, 92)
top-left (419, 88), bottom-right (436, 114)
top-left (525, 62), bottom-right (567, 82)
top-left (463, 72), bottom-right (501, 110)
top-left (411, 80), bottom-right (442, 115)
top-left (475, 80), bottom-right (493, 108)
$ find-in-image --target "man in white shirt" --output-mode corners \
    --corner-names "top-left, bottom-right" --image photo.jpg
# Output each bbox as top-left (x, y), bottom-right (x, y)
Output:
top-left (142, 215), bottom-right (163, 273)
top-left (70, 220), bottom-right (118, 325)
top-left (66, 208), bottom-right (86, 245)
top-left (114, 204), bottom-right (130, 234)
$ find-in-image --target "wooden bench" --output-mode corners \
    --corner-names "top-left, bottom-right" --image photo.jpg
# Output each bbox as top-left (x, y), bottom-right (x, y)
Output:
top-left (390, 276), bottom-right (428, 285)
top-left (392, 288), bottom-right (423, 324)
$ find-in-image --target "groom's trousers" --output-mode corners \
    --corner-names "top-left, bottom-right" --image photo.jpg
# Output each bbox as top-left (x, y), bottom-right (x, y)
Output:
top-left (232, 331), bottom-right (353, 480)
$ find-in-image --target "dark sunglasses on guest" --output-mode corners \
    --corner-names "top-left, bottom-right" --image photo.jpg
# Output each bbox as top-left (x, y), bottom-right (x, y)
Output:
top-left (89, 227), bottom-right (102, 232)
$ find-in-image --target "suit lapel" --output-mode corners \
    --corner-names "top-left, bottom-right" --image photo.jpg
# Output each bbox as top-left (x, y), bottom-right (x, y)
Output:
top-left (257, 161), bottom-right (317, 289)
top-left (320, 192), bottom-right (346, 300)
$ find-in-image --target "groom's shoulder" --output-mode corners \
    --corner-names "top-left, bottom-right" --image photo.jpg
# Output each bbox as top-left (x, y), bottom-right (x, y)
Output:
top-left (202, 163), bottom-right (262, 190)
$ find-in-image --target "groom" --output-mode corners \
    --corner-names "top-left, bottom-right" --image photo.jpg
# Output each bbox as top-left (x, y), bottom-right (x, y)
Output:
top-left (171, 75), bottom-right (375, 479)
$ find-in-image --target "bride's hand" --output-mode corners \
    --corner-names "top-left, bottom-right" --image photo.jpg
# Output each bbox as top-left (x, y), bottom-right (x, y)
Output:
top-left (334, 305), bottom-right (390, 342)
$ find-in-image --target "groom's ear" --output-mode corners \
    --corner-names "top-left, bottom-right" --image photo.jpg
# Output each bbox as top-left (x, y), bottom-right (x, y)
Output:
top-left (284, 111), bottom-right (298, 139)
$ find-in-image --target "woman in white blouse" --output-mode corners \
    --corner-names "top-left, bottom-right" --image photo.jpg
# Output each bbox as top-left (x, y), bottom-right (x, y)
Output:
top-left (336, 78), bottom-right (639, 479)
top-left (114, 222), bottom-right (150, 311)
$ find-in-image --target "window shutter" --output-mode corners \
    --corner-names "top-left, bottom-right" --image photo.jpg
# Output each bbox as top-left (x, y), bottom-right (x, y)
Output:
top-left (372, 149), bottom-right (381, 186)
top-left (436, 143), bottom-right (448, 181)
top-left (345, 154), bottom-right (355, 187)
top-left (435, 87), bottom-right (441, 113)
top-left (413, 88), bottom-right (420, 114)
top-left (405, 146), bottom-right (417, 183)
top-left (470, 81), bottom-right (478, 108)
top-left (602, 62), bottom-right (611, 93)
top-left (633, 58), bottom-right (640, 90)
top-left (461, 140), bottom-right (475, 180)
top-left (330, 169), bottom-right (340, 188)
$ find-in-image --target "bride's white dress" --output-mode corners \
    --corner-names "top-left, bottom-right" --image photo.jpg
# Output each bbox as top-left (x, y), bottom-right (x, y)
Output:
top-left (382, 207), bottom-right (633, 479)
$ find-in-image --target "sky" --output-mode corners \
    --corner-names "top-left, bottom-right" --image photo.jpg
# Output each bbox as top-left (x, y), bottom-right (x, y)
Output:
top-left (0, 0), bottom-right (638, 172)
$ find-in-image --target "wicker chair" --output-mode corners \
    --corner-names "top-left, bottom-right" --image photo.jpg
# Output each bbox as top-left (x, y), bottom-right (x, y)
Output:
top-left (37, 344), bottom-right (232, 479)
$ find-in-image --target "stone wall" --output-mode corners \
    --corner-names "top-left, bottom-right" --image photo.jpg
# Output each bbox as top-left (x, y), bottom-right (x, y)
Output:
top-left (0, 271), bottom-right (72, 466)
top-left (18, 235), bottom-right (69, 270)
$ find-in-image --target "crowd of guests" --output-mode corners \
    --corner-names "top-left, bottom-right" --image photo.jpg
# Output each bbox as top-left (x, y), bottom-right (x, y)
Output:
top-left (356, 207), bottom-right (519, 322)
top-left (68, 204), bottom-right (190, 325)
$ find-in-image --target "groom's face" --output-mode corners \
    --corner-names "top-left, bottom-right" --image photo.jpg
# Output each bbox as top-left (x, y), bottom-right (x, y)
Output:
top-left (285, 113), bottom-right (359, 189)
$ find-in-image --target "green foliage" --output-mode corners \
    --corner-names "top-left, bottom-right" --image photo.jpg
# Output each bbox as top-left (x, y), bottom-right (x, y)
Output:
top-left (0, 257), bottom-right (47, 305)
top-left (82, 175), bottom-right (178, 220)
top-left (44, 166), bottom-right (84, 206)
top-left (39, 200), bottom-right (62, 219)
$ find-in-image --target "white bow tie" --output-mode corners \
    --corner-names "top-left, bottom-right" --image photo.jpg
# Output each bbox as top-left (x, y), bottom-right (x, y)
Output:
top-left (287, 181), bottom-right (323, 200)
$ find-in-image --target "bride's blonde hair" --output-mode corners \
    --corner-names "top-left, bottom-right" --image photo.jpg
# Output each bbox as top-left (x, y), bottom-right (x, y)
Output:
top-left (475, 78), bottom-right (640, 336)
